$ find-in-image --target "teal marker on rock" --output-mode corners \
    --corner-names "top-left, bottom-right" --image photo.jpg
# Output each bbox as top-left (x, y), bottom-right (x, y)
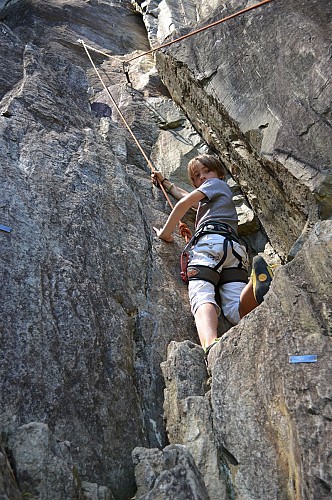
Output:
top-left (289, 355), bottom-right (318, 364)
top-left (0, 224), bottom-right (13, 233)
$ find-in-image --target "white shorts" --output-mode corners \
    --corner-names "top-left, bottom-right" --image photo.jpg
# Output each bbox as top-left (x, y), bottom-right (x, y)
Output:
top-left (188, 234), bottom-right (249, 325)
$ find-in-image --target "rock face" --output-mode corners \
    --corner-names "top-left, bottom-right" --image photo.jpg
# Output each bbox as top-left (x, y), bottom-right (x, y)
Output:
top-left (160, 221), bottom-right (332, 500)
top-left (0, 439), bottom-right (22, 500)
top-left (132, 444), bottom-right (210, 499)
top-left (0, 0), bottom-right (331, 499)
top-left (0, 2), bottom-right (182, 498)
top-left (208, 220), bottom-right (332, 499)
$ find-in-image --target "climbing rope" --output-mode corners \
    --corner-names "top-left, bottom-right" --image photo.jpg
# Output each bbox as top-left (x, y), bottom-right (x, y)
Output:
top-left (79, 0), bottom-right (273, 244)
top-left (125, 0), bottom-right (273, 64)
top-left (79, 39), bottom-right (192, 243)
top-left (78, 0), bottom-right (272, 70)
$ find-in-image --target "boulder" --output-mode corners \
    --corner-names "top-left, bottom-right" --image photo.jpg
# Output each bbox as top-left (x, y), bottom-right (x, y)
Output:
top-left (161, 341), bottom-right (228, 500)
top-left (132, 444), bottom-right (210, 499)
top-left (8, 423), bottom-right (78, 499)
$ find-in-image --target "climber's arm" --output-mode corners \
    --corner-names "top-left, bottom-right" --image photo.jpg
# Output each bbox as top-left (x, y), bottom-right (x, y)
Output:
top-left (154, 189), bottom-right (204, 242)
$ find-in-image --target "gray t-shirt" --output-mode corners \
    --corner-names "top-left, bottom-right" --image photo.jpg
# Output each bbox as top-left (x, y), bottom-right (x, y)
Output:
top-left (196, 178), bottom-right (238, 233)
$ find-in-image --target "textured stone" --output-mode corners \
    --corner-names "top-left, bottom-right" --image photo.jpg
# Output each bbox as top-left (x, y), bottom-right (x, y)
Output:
top-left (7, 422), bottom-right (114, 499)
top-left (81, 481), bottom-right (115, 500)
top-left (0, 0), bottom-right (331, 498)
top-left (0, 0), bottom-right (21, 16)
top-left (1, 0), bottom-right (151, 66)
top-left (161, 341), bottom-right (228, 500)
top-left (0, 440), bottom-right (21, 500)
top-left (132, 444), bottom-right (210, 499)
top-left (0, 22), bottom-right (24, 101)
top-left (207, 220), bottom-right (332, 498)
top-left (140, 0), bottom-right (225, 46)
top-left (0, 2), bottom-right (206, 497)
top-left (233, 194), bottom-right (260, 236)
top-left (9, 422), bottom-right (78, 499)
top-left (0, 5), bottom-right (156, 498)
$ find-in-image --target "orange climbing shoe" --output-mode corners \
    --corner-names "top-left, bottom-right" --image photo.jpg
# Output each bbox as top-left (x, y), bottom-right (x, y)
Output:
top-left (251, 255), bottom-right (274, 304)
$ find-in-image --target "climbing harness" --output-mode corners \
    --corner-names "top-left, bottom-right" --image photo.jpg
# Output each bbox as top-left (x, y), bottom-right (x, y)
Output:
top-left (181, 221), bottom-right (248, 299)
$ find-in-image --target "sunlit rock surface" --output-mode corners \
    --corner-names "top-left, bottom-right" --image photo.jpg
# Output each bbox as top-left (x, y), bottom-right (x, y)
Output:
top-left (0, 0), bottom-right (331, 498)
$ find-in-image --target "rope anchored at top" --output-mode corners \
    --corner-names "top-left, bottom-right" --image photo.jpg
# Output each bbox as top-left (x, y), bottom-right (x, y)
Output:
top-left (78, 39), bottom-right (192, 243)
top-left (78, 0), bottom-right (273, 243)
top-left (78, 0), bottom-right (273, 70)
top-left (125, 0), bottom-right (273, 64)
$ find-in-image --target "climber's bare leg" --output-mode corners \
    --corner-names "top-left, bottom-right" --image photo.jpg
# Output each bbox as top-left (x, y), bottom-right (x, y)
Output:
top-left (194, 302), bottom-right (218, 349)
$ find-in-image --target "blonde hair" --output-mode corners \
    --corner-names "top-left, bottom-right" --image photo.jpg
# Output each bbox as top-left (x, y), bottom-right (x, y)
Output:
top-left (187, 154), bottom-right (226, 186)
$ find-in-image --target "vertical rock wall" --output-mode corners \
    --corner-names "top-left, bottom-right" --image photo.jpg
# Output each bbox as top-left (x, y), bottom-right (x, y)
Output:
top-left (0, 1), bottom-right (197, 498)
top-left (0, 0), bottom-right (331, 499)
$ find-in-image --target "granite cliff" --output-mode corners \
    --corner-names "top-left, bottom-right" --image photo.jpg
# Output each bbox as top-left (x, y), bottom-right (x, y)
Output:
top-left (0, 1), bottom-right (331, 499)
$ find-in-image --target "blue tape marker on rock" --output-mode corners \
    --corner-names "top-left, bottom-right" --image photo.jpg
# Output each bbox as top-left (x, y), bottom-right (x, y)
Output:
top-left (0, 224), bottom-right (13, 233)
top-left (289, 355), bottom-right (317, 364)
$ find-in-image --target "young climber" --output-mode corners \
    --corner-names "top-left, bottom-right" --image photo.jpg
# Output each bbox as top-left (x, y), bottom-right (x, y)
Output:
top-left (152, 154), bottom-right (273, 354)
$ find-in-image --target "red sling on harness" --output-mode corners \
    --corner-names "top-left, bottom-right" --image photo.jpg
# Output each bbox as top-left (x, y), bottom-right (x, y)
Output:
top-left (180, 251), bottom-right (190, 283)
